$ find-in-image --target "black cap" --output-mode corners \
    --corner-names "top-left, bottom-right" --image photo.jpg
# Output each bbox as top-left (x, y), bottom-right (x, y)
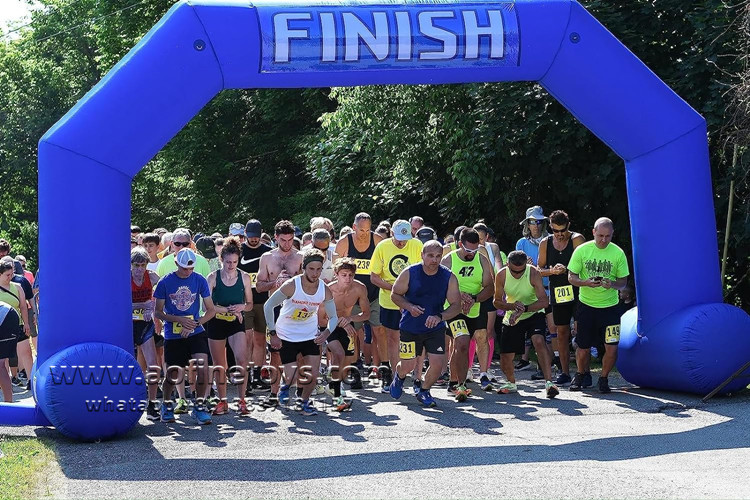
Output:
top-left (245, 219), bottom-right (262, 238)
top-left (416, 227), bottom-right (437, 243)
top-left (196, 236), bottom-right (217, 259)
top-left (294, 225), bottom-right (303, 238)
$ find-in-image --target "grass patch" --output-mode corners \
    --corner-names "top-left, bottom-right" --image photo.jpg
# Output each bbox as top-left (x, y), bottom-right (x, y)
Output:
top-left (0, 436), bottom-right (56, 500)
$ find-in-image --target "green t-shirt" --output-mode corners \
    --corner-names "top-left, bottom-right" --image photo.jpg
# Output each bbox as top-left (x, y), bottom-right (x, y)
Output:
top-left (568, 240), bottom-right (629, 308)
top-left (156, 253), bottom-right (212, 279)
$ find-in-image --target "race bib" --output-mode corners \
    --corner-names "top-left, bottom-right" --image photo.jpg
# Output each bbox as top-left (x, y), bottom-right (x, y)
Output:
top-left (249, 273), bottom-right (258, 288)
top-left (172, 315), bottom-right (194, 335)
top-left (291, 309), bottom-right (313, 321)
top-left (399, 340), bottom-right (416, 359)
top-left (132, 308), bottom-right (145, 321)
top-left (216, 312), bottom-right (236, 322)
top-left (554, 285), bottom-right (574, 304)
top-left (449, 319), bottom-right (470, 337)
top-left (355, 259), bottom-right (371, 275)
top-left (347, 335), bottom-right (356, 351)
top-left (266, 332), bottom-right (272, 344)
top-left (605, 324), bottom-right (621, 344)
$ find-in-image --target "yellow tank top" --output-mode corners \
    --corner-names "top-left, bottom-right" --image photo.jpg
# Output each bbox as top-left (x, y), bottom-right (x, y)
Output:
top-left (502, 265), bottom-right (537, 326)
top-left (0, 284), bottom-right (22, 325)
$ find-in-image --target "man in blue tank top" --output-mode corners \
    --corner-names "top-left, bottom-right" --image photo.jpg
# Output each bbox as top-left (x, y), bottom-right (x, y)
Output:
top-left (388, 240), bottom-right (462, 407)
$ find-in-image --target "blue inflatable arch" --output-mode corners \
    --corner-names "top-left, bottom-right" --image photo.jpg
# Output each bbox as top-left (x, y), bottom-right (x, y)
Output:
top-left (3, 0), bottom-right (749, 440)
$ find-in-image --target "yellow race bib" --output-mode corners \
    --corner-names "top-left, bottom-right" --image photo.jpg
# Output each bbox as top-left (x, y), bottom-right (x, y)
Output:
top-left (347, 335), bottom-right (356, 351)
top-left (605, 324), bottom-right (620, 344)
top-left (291, 309), bottom-right (313, 321)
top-left (449, 319), bottom-right (470, 337)
top-left (354, 259), bottom-right (371, 275)
top-left (172, 315), bottom-right (194, 334)
top-left (249, 273), bottom-right (258, 288)
top-left (132, 308), bottom-right (145, 321)
top-left (554, 285), bottom-right (575, 304)
top-left (399, 340), bottom-right (416, 359)
top-left (216, 312), bottom-right (236, 322)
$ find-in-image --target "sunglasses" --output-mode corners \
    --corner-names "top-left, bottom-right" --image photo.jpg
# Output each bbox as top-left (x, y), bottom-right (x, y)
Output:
top-left (173, 241), bottom-right (190, 247)
top-left (527, 220), bottom-right (544, 226)
top-left (550, 225), bottom-right (569, 233)
top-left (462, 246), bottom-right (479, 254)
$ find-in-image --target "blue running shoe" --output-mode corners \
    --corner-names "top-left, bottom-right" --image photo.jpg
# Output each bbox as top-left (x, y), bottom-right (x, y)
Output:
top-left (300, 400), bottom-right (317, 416)
top-left (416, 389), bottom-right (437, 407)
top-left (389, 375), bottom-right (405, 399)
top-left (191, 403), bottom-right (212, 425)
top-left (160, 401), bottom-right (175, 423)
top-left (279, 384), bottom-right (291, 405)
top-left (413, 379), bottom-right (422, 395)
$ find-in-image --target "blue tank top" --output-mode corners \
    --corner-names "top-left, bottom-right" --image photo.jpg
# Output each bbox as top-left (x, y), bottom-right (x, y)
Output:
top-left (399, 264), bottom-right (452, 334)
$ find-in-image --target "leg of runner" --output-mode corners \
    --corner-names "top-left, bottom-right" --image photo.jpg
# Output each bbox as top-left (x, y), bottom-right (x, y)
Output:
top-left (327, 340), bottom-right (346, 399)
top-left (449, 334), bottom-right (470, 401)
top-left (208, 339), bottom-right (229, 414)
top-left (422, 351), bottom-right (445, 390)
top-left (0, 359), bottom-right (12, 401)
top-left (473, 328), bottom-right (492, 389)
top-left (139, 337), bottom-right (160, 402)
top-left (15, 339), bottom-right (33, 389)
top-left (556, 323), bottom-right (572, 379)
top-left (227, 332), bottom-right (250, 413)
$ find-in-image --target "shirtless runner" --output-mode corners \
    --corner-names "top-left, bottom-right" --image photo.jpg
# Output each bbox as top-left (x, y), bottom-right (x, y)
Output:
top-left (255, 220), bottom-right (303, 406)
top-left (324, 258), bottom-right (371, 411)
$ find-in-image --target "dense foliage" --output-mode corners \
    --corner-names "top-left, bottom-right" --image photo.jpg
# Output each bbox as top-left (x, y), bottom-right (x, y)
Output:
top-left (0, 0), bottom-right (747, 308)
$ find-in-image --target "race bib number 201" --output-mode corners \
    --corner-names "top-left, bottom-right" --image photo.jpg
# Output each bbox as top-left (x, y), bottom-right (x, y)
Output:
top-left (554, 285), bottom-right (574, 304)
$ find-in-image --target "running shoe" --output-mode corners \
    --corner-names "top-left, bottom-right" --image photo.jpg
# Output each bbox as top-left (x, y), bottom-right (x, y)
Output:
top-left (416, 389), bottom-right (437, 407)
top-left (434, 372), bottom-right (449, 386)
top-left (300, 400), bottom-right (318, 416)
top-left (514, 359), bottom-right (531, 371)
top-left (334, 396), bottom-right (352, 412)
top-left (480, 376), bottom-right (494, 392)
top-left (279, 384), bottom-right (291, 405)
top-left (237, 399), bottom-right (252, 416)
top-left (583, 372), bottom-right (593, 388)
top-left (173, 397), bottom-right (189, 414)
top-left (466, 369), bottom-right (474, 384)
top-left (598, 376), bottom-right (611, 394)
top-left (447, 383), bottom-right (458, 395)
top-left (293, 397), bottom-right (304, 412)
top-left (555, 372), bottom-right (572, 385)
top-left (413, 379), bottom-right (422, 395)
top-left (569, 372), bottom-right (584, 391)
top-left (348, 378), bottom-right (364, 390)
top-left (191, 403), bottom-right (213, 425)
top-left (496, 382), bottom-right (517, 394)
top-left (160, 401), bottom-right (176, 423)
top-left (381, 369), bottom-right (393, 393)
top-left (546, 381), bottom-right (559, 399)
top-left (368, 366), bottom-right (380, 380)
top-left (312, 383), bottom-right (328, 396)
top-left (11, 376), bottom-right (20, 387)
top-left (552, 355), bottom-right (562, 371)
top-left (146, 401), bottom-right (160, 421)
top-left (389, 375), bottom-right (405, 399)
top-left (454, 385), bottom-right (469, 402)
top-left (212, 400), bottom-right (229, 415)
top-left (258, 395), bottom-right (279, 410)
top-left (531, 369), bottom-right (545, 381)
top-left (207, 396), bottom-right (220, 412)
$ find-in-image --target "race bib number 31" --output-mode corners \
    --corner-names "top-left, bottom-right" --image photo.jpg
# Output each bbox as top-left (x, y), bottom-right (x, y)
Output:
top-left (605, 324), bottom-right (620, 344)
top-left (554, 285), bottom-right (574, 304)
top-left (449, 319), bottom-right (470, 337)
top-left (399, 340), bottom-right (416, 359)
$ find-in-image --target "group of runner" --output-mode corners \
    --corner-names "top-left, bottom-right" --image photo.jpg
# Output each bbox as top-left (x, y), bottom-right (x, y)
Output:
top-left (0, 206), bottom-right (635, 426)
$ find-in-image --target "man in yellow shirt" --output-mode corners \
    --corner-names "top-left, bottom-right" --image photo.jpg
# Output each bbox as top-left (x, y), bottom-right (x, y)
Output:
top-left (370, 220), bottom-right (423, 391)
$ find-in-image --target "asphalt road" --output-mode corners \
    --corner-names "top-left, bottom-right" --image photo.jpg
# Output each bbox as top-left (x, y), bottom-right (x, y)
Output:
top-left (3, 368), bottom-right (750, 499)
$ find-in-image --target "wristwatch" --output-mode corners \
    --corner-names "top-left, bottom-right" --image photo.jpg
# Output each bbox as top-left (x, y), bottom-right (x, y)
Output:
top-left (437, 313), bottom-right (444, 321)
top-left (269, 330), bottom-right (278, 336)
top-left (523, 304), bottom-right (529, 312)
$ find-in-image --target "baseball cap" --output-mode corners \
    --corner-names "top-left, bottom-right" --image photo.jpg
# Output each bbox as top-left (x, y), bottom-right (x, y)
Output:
top-left (519, 206), bottom-right (547, 225)
top-left (228, 223), bottom-right (244, 236)
top-left (294, 225), bottom-right (303, 238)
top-left (245, 219), bottom-right (262, 238)
top-left (416, 227), bottom-right (437, 243)
top-left (175, 248), bottom-right (197, 269)
top-left (392, 220), bottom-right (412, 241)
top-left (196, 236), bottom-right (217, 260)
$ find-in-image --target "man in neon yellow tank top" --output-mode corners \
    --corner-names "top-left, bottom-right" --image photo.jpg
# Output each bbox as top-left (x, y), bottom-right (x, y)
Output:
top-left (493, 250), bottom-right (558, 398)
top-left (441, 228), bottom-right (494, 400)
top-left (567, 217), bottom-right (629, 393)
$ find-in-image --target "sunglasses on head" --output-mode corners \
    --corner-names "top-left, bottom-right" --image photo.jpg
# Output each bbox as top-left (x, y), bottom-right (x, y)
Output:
top-left (527, 219), bottom-right (544, 226)
top-left (550, 225), bottom-right (568, 233)
top-left (173, 241), bottom-right (190, 247)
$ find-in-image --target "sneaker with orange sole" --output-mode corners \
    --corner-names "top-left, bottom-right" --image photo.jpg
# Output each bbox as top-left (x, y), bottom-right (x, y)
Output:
top-left (213, 400), bottom-right (229, 415)
top-left (237, 399), bottom-right (252, 416)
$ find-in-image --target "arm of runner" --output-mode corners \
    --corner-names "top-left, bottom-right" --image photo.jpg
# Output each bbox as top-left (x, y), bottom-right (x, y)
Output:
top-left (353, 283), bottom-right (371, 323)
top-left (198, 296), bottom-right (216, 326)
top-left (476, 253), bottom-right (495, 303)
top-left (528, 267), bottom-right (550, 312)
top-left (334, 237), bottom-right (348, 259)
top-left (370, 272), bottom-right (393, 292)
top-left (255, 254), bottom-right (275, 292)
top-left (390, 269), bottom-right (420, 316)
top-left (537, 237), bottom-right (555, 277)
top-left (263, 279), bottom-right (295, 331)
top-left (17, 283), bottom-right (29, 335)
top-left (602, 276), bottom-right (628, 291)
top-left (437, 274), bottom-right (462, 326)
top-left (568, 271), bottom-right (600, 288)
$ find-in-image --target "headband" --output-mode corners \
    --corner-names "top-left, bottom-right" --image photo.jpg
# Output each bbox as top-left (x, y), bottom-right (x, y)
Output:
top-left (303, 253), bottom-right (325, 269)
